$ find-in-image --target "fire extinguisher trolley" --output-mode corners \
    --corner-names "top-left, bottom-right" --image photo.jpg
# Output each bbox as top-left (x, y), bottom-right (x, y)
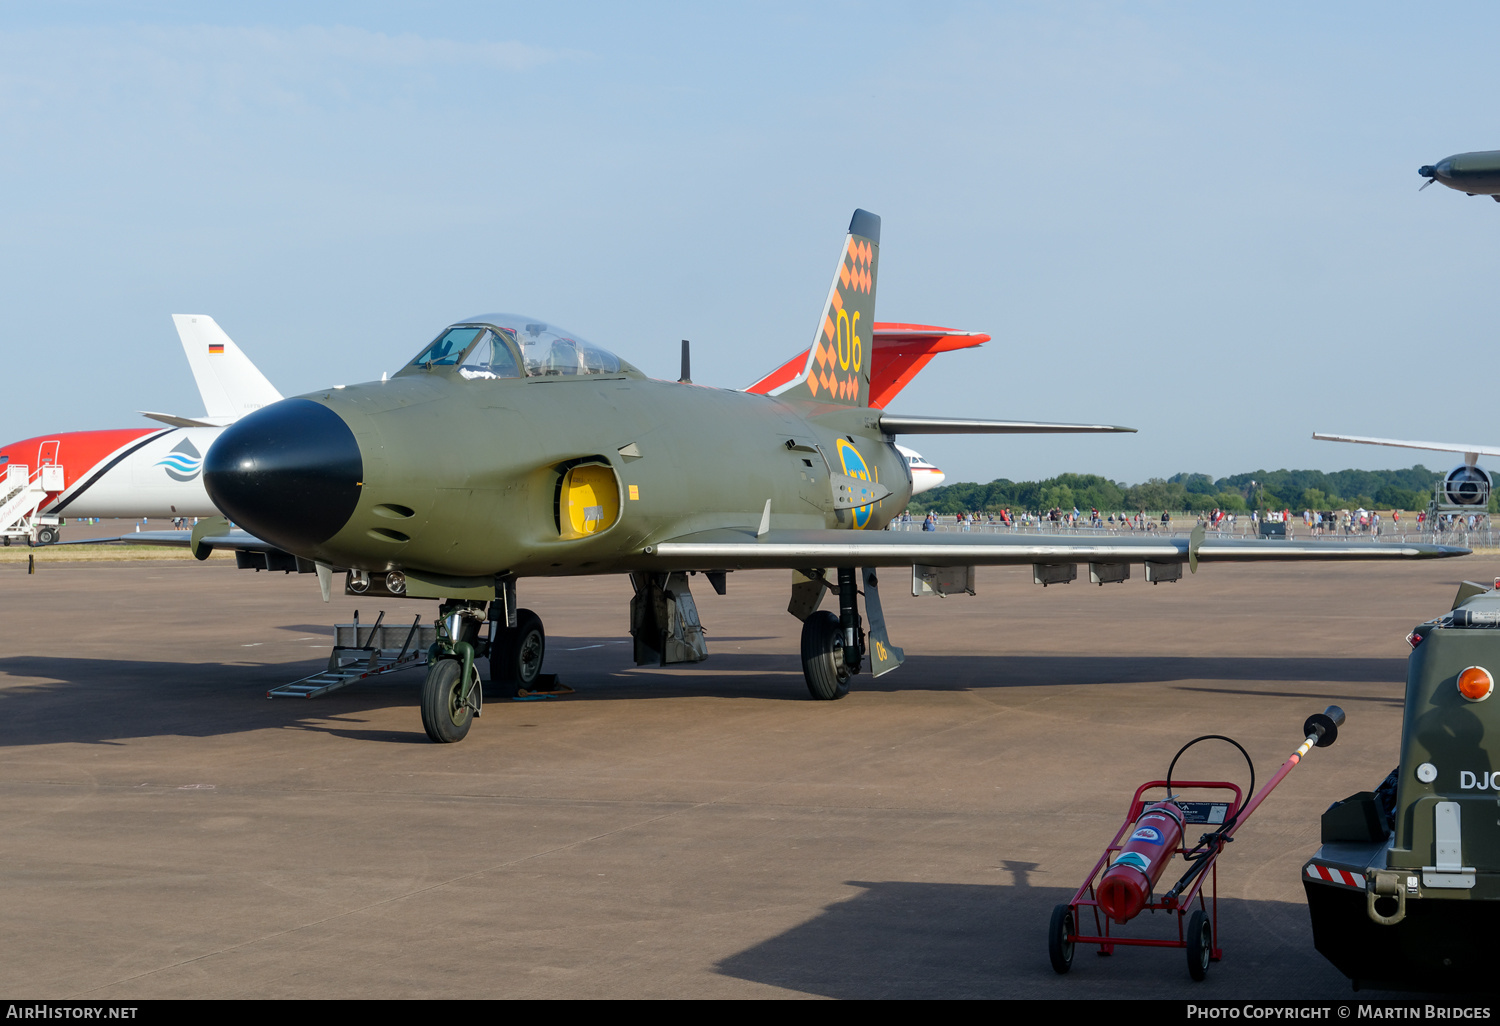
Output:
top-left (1048, 707), bottom-right (1345, 980)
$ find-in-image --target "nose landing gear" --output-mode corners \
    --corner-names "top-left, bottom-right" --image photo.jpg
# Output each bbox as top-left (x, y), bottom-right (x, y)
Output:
top-left (420, 655), bottom-right (482, 743)
top-left (420, 582), bottom-right (558, 743)
top-left (420, 599), bottom-right (488, 744)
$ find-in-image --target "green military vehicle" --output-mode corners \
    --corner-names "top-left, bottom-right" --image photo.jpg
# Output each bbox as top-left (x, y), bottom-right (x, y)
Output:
top-left (1304, 580), bottom-right (1500, 992)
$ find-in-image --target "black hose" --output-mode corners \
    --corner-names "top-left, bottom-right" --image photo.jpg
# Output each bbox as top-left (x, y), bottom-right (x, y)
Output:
top-left (1165, 734), bottom-right (1255, 854)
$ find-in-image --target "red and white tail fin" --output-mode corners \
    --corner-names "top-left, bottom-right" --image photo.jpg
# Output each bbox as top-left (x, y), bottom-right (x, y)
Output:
top-left (747, 322), bottom-right (990, 409)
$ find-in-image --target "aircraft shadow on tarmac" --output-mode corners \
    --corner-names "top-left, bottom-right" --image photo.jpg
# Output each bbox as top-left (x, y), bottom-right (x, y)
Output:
top-left (712, 876), bottom-right (1386, 999)
top-left (0, 643), bottom-right (1406, 747)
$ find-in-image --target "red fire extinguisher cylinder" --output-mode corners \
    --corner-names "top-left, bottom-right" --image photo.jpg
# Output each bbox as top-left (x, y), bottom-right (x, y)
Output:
top-left (1096, 800), bottom-right (1185, 924)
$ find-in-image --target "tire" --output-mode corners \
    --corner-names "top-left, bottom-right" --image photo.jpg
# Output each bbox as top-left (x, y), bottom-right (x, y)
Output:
top-left (1048, 903), bottom-right (1075, 975)
top-left (35, 527), bottom-right (58, 546)
top-left (800, 610), bottom-right (849, 700)
top-left (420, 657), bottom-right (475, 744)
top-left (1187, 908), bottom-right (1212, 981)
top-left (491, 608), bottom-right (545, 695)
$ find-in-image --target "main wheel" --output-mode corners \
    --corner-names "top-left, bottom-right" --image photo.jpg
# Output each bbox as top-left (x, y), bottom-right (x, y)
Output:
top-left (421, 657), bottom-right (475, 743)
top-left (491, 608), bottom-right (545, 695)
top-left (1048, 903), bottom-right (1075, 975)
top-left (1186, 908), bottom-right (1212, 981)
top-left (800, 610), bottom-right (849, 700)
top-left (35, 527), bottom-right (58, 545)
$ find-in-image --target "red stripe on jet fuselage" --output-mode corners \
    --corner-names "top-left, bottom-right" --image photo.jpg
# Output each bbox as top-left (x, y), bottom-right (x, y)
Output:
top-left (0, 428), bottom-right (162, 508)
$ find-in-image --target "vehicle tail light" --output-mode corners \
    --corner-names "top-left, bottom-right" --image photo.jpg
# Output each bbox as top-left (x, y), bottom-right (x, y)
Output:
top-left (1457, 665), bottom-right (1494, 702)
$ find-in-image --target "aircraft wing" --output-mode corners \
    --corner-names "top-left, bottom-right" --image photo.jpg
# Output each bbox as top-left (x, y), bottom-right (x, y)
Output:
top-left (880, 415), bottom-right (1135, 435)
top-left (53, 527), bottom-right (282, 553)
top-left (1313, 433), bottom-right (1500, 460)
top-left (642, 528), bottom-right (1466, 571)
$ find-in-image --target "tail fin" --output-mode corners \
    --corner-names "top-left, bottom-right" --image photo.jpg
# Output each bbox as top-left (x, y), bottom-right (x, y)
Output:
top-left (172, 315), bottom-right (283, 423)
top-left (771, 209), bottom-right (880, 407)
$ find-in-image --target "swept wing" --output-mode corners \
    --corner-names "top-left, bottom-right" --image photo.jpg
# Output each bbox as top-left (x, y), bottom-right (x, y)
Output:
top-left (643, 527), bottom-right (1464, 572)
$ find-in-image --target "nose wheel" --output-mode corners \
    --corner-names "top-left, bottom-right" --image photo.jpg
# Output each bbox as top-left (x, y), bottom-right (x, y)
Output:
top-left (420, 657), bottom-right (481, 743)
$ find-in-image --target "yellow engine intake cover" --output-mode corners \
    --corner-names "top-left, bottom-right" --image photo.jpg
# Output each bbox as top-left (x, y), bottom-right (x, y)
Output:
top-left (563, 463), bottom-right (619, 538)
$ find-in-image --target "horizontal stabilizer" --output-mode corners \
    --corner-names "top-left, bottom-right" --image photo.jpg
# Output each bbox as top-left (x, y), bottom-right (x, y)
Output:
top-left (880, 415), bottom-right (1136, 435)
top-left (139, 411), bottom-right (222, 428)
top-left (641, 528), bottom-right (1465, 572)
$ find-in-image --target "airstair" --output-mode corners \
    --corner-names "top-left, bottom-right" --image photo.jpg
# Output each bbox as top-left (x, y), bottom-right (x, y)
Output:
top-left (1, 460), bottom-right (64, 546)
top-left (268, 610), bottom-right (435, 699)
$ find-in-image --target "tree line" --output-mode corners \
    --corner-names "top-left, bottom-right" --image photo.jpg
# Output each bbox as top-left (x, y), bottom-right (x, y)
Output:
top-left (911, 466), bottom-right (1468, 516)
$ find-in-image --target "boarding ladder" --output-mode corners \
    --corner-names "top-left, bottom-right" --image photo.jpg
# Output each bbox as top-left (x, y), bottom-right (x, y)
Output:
top-left (268, 611), bottom-right (435, 699)
top-left (1, 461), bottom-right (63, 544)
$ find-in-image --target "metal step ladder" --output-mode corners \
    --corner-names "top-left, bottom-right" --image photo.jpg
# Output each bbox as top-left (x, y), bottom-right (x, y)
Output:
top-left (268, 611), bottom-right (435, 699)
top-left (1, 462), bottom-right (63, 543)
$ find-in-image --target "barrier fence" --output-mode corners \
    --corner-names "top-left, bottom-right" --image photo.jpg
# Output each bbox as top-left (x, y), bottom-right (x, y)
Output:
top-left (888, 514), bottom-right (1495, 548)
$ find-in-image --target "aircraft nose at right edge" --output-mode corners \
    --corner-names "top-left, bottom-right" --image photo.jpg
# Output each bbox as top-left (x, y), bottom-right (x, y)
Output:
top-left (203, 397), bottom-right (364, 554)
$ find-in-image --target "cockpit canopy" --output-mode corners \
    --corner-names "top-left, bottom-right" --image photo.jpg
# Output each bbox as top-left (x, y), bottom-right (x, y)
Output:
top-left (406, 314), bottom-right (624, 379)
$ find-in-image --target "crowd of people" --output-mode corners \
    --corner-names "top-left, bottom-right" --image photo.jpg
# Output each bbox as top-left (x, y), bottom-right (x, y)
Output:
top-left (892, 506), bottom-right (1490, 537)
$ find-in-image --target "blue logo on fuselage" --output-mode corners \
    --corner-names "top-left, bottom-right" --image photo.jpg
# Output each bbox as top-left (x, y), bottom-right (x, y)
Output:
top-left (156, 439), bottom-right (203, 482)
top-left (835, 438), bottom-right (876, 528)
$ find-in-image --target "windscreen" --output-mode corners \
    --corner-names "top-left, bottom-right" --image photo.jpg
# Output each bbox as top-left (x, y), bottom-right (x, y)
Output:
top-left (409, 315), bottom-right (622, 378)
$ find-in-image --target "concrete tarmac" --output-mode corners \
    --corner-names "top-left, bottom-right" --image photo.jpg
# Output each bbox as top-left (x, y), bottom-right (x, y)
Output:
top-left (0, 554), bottom-right (1487, 999)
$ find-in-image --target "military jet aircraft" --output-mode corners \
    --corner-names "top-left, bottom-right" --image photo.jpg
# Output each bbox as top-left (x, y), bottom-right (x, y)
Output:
top-left (1418, 151), bottom-right (1500, 200)
top-left (2, 314), bottom-right (960, 544)
top-left (202, 210), bottom-right (1468, 743)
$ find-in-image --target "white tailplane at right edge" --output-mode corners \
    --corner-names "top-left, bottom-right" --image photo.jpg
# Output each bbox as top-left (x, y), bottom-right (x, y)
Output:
top-left (1313, 433), bottom-right (1498, 511)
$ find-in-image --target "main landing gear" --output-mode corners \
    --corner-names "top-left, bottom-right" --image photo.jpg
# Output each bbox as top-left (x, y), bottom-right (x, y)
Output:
top-left (795, 567), bottom-right (864, 700)
top-left (791, 566), bottom-right (905, 700)
top-left (419, 579), bottom-right (550, 744)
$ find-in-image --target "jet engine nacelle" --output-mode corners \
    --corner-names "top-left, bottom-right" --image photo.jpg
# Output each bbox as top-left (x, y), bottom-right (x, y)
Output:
top-left (1444, 464), bottom-right (1492, 507)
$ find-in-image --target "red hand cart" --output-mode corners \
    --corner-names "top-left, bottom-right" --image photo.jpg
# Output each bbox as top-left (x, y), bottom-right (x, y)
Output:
top-left (1047, 707), bottom-right (1344, 981)
top-left (1048, 779), bottom-right (1241, 981)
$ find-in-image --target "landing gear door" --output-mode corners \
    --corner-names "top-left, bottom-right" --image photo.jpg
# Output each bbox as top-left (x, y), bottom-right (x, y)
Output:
top-left (629, 571), bottom-right (709, 666)
top-left (862, 568), bottom-right (904, 677)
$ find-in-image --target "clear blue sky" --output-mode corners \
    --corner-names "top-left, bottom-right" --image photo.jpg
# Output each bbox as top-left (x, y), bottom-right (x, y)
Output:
top-left (3, 2), bottom-right (1495, 485)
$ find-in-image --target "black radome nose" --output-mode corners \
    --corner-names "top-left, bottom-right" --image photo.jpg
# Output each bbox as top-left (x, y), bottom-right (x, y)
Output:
top-left (204, 398), bottom-right (363, 553)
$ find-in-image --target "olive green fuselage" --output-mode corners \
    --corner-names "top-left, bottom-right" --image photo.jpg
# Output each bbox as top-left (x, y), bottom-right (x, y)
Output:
top-left (1423, 150), bottom-right (1500, 195)
top-left (300, 366), bottom-right (910, 578)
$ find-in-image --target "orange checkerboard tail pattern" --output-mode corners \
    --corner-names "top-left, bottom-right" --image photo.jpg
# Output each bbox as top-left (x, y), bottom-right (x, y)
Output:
top-left (773, 209), bottom-right (880, 408)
